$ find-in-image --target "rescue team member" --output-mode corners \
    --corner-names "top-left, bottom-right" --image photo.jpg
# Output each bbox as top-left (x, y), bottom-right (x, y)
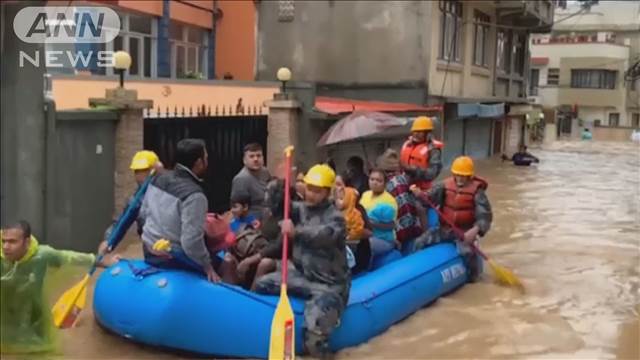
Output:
top-left (411, 156), bottom-right (492, 281)
top-left (1, 221), bottom-right (118, 355)
top-left (103, 150), bottom-right (163, 243)
top-left (139, 139), bottom-right (236, 283)
top-left (400, 116), bottom-right (444, 190)
top-left (253, 164), bottom-right (350, 358)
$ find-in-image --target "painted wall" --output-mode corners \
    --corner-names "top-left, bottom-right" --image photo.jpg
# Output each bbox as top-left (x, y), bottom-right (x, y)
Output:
top-left (51, 76), bottom-right (278, 111)
top-left (429, 1), bottom-right (498, 100)
top-left (593, 126), bottom-right (637, 142)
top-left (53, 0), bottom-right (257, 80)
top-left (256, 1), bottom-right (433, 84)
top-left (216, 0), bottom-right (256, 80)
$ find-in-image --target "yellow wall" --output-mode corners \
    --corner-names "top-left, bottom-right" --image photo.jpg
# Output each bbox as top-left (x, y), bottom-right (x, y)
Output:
top-left (52, 77), bottom-right (278, 112)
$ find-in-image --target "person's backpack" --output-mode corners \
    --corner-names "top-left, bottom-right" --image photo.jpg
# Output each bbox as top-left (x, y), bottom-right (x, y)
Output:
top-left (228, 227), bottom-right (270, 260)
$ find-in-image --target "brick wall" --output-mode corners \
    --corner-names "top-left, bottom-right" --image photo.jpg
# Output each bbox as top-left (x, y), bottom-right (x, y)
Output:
top-left (113, 109), bottom-right (144, 216)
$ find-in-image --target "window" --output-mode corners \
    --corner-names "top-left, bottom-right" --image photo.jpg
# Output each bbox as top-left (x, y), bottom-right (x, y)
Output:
top-left (103, 11), bottom-right (156, 78)
top-left (547, 68), bottom-right (559, 86)
top-left (609, 113), bottom-right (620, 127)
top-left (170, 22), bottom-right (207, 79)
top-left (632, 113), bottom-right (639, 128)
top-left (473, 10), bottom-right (490, 67)
top-left (438, 0), bottom-right (463, 63)
top-left (529, 69), bottom-right (540, 95)
top-left (43, 11), bottom-right (154, 77)
top-left (571, 70), bottom-right (617, 89)
top-left (497, 29), bottom-right (511, 73)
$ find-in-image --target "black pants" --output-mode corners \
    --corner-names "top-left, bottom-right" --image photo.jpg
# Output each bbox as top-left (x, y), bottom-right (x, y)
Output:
top-left (347, 238), bottom-right (372, 275)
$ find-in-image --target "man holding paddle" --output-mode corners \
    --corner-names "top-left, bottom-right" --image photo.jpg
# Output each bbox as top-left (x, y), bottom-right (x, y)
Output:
top-left (410, 156), bottom-right (492, 281)
top-left (1, 220), bottom-right (118, 354)
top-left (254, 164), bottom-right (350, 358)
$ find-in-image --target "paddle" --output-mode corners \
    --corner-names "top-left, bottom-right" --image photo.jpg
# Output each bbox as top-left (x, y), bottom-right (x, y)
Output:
top-left (52, 171), bottom-right (156, 329)
top-left (412, 185), bottom-right (525, 292)
top-left (269, 146), bottom-right (296, 360)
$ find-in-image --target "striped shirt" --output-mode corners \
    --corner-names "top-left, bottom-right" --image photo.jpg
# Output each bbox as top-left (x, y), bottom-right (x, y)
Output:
top-left (386, 173), bottom-right (423, 243)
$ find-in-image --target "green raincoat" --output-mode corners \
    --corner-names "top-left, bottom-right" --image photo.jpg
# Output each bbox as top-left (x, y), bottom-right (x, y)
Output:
top-left (1, 236), bottom-right (95, 355)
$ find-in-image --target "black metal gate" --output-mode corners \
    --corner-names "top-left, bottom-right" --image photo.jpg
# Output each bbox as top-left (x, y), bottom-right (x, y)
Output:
top-left (144, 112), bottom-right (268, 213)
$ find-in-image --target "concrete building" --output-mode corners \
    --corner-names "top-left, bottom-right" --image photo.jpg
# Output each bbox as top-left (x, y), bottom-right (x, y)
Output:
top-left (529, 1), bottom-right (640, 139)
top-left (256, 0), bottom-right (556, 165)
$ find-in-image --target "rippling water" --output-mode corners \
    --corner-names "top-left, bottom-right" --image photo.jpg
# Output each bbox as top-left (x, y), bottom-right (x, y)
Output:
top-left (60, 140), bottom-right (639, 359)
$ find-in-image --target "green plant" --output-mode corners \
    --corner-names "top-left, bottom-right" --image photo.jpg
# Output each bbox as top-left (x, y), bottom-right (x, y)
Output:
top-left (179, 71), bottom-right (204, 80)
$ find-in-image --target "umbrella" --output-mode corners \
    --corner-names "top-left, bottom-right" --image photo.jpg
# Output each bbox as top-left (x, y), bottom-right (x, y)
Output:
top-left (317, 111), bottom-right (407, 146)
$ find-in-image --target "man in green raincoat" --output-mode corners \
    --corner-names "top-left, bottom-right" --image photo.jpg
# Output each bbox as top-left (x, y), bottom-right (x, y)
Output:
top-left (1, 220), bottom-right (116, 355)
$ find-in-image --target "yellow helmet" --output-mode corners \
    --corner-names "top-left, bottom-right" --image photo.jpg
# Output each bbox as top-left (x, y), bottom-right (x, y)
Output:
top-left (411, 116), bottom-right (434, 132)
top-left (304, 164), bottom-right (336, 188)
top-left (451, 156), bottom-right (474, 176)
top-left (130, 150), bottom-right (160, 171)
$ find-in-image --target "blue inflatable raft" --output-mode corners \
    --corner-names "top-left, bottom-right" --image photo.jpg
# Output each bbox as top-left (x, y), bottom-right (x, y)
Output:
top-left (94, 242), bottom-right (470, 358)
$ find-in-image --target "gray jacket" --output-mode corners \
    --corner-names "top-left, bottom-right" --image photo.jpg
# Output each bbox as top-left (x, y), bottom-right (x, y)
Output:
top-left (140, 164), bottom-right (211, 267)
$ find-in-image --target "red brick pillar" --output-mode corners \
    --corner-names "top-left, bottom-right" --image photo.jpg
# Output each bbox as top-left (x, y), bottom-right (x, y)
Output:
top-left (266, 96), bottom-right (301, 175)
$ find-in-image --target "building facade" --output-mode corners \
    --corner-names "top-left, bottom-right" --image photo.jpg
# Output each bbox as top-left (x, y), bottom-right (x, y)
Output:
top-left (46, 0), bottom-right (257, 81)
top-left (529, 0), bottom-right (640, 138)
top-left (256, 0), bottom-right (556, 165)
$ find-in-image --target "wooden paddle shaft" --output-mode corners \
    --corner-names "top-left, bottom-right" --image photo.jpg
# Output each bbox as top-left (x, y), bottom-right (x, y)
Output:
top-left (420, 195), bottom-right (489, 261)
top-left (282, 147), bottom-right (293, 285)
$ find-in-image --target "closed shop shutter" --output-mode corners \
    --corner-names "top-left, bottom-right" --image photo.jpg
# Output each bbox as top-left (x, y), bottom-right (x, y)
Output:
top-left (443, 117), bottom-right (464, 167)
top-left (464, 118), bottom-right (493, 158)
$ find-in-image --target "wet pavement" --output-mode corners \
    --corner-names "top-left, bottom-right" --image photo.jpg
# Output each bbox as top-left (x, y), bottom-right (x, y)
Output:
top-left (59, 140), bottom-right (639, 359)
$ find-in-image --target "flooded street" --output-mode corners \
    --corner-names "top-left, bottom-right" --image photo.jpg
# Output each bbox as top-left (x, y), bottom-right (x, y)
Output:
top-left (62, 140), bottom-right (639, 359)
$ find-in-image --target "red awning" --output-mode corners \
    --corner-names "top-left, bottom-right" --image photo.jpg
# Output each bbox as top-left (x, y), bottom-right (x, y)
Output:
top-left (314, 96), bottom-right (443, 115)
top-left (530, 57), bottom-right (549, 66)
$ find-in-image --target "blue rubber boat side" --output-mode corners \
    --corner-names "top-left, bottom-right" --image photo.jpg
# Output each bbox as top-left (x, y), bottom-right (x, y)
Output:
top-left (93, 242), bottom-right (468, 358)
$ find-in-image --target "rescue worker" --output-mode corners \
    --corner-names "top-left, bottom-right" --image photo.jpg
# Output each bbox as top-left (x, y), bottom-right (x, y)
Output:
top-left (253, 164), bottom-right (350, 358)
top-left (1, 220), bottom-right (118, 355)
top-left (103, 150), bottom-right (163, 243)
top-left (410, 156), bottom-right (492, 281)
top-left (400, 116), bottom-right (444, 190)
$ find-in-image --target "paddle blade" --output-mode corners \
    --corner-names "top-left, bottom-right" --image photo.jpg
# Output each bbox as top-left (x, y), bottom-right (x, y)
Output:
top-left (487, 259), bottom-right (525, 293)
top-left (269, 286), bottom-right (296, 360)
top-left (52, 274), bottom-right (89, 329)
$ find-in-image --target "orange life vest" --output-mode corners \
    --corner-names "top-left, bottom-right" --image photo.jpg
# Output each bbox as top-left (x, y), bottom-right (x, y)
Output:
top-left (441, 176), bottom-right (488, 231)
top-left (400, 138), bottom-right (444, 190)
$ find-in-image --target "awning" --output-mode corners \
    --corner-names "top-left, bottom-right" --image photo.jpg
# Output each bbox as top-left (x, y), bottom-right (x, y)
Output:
top-left (314, 96), bottom-right (443, 115)
top-left (457, 103), bottom-right (505, 119)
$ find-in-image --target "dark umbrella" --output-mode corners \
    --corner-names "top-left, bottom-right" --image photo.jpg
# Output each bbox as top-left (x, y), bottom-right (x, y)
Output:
top-left (317, 111), bottom-right (407, 146)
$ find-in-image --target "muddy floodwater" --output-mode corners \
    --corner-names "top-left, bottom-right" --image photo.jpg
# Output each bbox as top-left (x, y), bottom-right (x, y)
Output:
top-left (58, 140), bottom-right (638, 359)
